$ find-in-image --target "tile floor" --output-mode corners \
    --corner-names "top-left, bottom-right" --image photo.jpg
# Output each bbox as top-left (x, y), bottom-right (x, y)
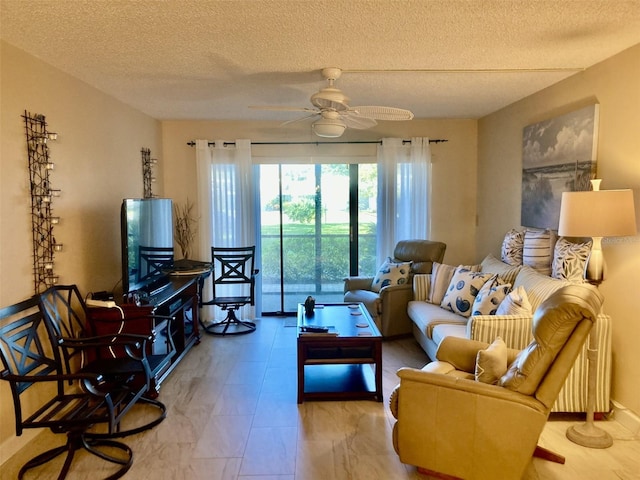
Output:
top-left (2, 316), bottom-right (639, 479)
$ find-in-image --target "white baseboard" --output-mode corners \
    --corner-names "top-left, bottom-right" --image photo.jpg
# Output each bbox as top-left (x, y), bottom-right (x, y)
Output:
top-left (611, 400), bottom-right (640, 436)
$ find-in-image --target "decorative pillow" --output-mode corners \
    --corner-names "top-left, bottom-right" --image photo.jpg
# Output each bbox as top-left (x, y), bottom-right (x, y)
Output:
top-left (480, 253), bottom-right (522, 285)
top-left (495, 285), bottom-right (532, 316)
top-left (413, 274), bottom-right (431, 302)
top-left (475, 337), bottom-right (508, 384)
top-left (440, 267), bottom-right (494, 317)
top-left (472, 276), bottom-right (512, 316)
top-left (501, 229), bottom-right (525, 266)
top-left (371, 257), bottom-right (412, 292)
top-left (523, 229), bottom-right (557, 276)
top-left (428, 262), bottom-right (457, 305)
top-left (552, 237), bottom-right (592, 283)
top-left (429, 263), bottom-right (482, 305)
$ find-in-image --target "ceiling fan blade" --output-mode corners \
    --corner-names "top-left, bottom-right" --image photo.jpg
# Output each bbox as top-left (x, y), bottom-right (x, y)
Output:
top-left (349, 106), bottom-right (414, 121)
top-left (280, 112), bottom-right (319, 126)
top-left (341, 113), bottom-right (377, 129)
top-left (249, 105), bottom-right (318, 113)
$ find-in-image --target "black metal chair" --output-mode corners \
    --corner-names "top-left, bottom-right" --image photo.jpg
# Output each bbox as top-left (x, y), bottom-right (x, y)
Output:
top-left (200, 246), bottom-right (259, 335)
top-left (38, 284), bottom-right (168, 436)
top-left (138, 245), bottom-right (174, 282)
top-left (0, 296), bottom-right (134, 479)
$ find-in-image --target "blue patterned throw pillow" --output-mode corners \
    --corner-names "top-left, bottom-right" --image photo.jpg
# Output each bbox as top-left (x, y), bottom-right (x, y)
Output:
top-left (472, 275), bottom-right (512, 316)
top-left (371, 257), bottom-right (412, 293)
top-left (440, 267), bottom-right (494, 317)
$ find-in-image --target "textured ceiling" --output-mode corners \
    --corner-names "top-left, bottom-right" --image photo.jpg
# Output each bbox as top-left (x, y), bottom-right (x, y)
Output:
top-left (2, 0), bottom-right (640, 121)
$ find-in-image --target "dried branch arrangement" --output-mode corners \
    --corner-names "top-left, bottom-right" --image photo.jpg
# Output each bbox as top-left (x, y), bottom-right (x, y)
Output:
top-left (174, 198), bottom-right (197, 259)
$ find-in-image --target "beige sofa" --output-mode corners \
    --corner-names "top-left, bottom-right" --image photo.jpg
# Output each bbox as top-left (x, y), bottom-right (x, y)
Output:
top-left (391, 284), bottom-right (604, 480)
top-left (406, 254), bottom-right (612, 413)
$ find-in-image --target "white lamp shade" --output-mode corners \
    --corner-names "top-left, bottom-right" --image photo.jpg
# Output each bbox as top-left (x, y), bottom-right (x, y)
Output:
top-left (558, 189), bottom-right (637, 238)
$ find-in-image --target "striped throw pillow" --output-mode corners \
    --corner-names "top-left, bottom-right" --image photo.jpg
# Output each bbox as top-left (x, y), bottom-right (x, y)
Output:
top-left (413, 274), bottom-right (431, 302)
top-left (523, 229), bottom-right (556, 276)
top-left (428, 262), bottom-right (457, 305)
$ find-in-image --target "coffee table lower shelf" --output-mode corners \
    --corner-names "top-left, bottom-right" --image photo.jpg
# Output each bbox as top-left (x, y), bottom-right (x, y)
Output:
top-left (300, 363), bottom-right (380, 402)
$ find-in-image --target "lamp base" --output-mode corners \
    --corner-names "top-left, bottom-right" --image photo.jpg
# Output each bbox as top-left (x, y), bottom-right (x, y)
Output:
top-left (566, 422), bottom-right (613, 449)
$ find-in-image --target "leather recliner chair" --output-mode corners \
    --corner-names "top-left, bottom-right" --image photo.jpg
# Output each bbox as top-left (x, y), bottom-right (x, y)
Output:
top-left (343, 239), bottom-right (446, 337)
top-left (390, 284), bottom-right (604, 480)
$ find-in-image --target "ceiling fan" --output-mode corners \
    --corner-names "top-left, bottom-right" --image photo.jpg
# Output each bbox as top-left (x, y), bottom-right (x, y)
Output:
top-left (250, 67), bottom-right (414, 138)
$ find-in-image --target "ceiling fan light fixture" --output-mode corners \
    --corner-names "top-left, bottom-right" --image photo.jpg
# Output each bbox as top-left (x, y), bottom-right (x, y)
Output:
top-left (312, 117), bottom-right (346, 138)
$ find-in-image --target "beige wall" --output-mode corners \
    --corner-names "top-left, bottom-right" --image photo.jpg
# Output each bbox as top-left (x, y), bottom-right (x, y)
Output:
top-left (0, 41), bottom-right (162, 462)
top-left (477, 44), bottom-right (640, 415)
top-left (161, 118), bottom-right (478, 265)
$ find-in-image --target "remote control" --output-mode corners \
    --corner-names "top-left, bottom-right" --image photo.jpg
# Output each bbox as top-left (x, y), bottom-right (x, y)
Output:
top-left (302, 326), bottom-right (329, 333)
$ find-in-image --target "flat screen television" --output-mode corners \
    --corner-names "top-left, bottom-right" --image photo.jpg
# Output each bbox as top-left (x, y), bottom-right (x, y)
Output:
top-left (121, 198), bottom-right (174, 295)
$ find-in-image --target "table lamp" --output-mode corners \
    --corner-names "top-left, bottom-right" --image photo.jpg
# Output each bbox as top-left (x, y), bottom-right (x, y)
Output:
top-left (558, 178), bottom-right (637, 448)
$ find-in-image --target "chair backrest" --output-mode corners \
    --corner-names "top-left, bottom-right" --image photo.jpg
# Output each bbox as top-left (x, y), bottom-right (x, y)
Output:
top-left (138, 246), bottom-right (174, 281)
top-left (0, 296), bottom-right (61, 434)
top-left (499, 283), bottom-right (604, 409)
top-left (393, 239), bottom-right (446, 275)
top-left (38, 285), bottom-right (93, 375)
top-left (211, 246), bottom-right (257, 303)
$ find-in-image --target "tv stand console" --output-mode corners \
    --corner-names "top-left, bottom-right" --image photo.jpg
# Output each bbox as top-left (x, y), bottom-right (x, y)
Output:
top-left (88, 275), bottom-right (202, 395)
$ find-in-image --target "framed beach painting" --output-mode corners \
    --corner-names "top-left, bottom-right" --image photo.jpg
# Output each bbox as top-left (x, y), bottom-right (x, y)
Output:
top-left (521, 104), bottom-right (599, 229)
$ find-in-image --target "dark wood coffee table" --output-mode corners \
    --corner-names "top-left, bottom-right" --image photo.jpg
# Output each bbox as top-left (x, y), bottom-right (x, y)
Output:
top-left (297, 302), bottom-right (382, 403)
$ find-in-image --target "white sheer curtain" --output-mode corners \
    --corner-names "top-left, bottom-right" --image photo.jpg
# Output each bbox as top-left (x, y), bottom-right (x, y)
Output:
top-left (376, 137), bottom-right (432, 264)
top-left (195, 139), bottom-right (260, 322)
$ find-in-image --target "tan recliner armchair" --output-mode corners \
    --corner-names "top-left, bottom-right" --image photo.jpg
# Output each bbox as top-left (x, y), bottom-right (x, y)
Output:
top-left (343, 239), bottom-right (446, 337)
top-left (390, 284), bottom-right (604, 480)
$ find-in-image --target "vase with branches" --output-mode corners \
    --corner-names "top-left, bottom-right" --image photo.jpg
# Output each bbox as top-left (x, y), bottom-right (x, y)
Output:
top-left (174, 198), bottom-right (197, 259)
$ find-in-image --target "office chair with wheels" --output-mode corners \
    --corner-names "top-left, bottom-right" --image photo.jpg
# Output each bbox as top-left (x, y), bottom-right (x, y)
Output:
top-left (200, 246), bottom-right (259, 335)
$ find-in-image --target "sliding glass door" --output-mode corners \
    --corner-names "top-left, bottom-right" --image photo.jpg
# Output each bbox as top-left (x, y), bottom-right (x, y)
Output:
top-left (259, 163), bottom-right (376, 314)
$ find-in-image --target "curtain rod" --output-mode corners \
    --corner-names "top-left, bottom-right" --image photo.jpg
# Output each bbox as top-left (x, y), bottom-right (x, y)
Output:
top-left (187, 139), bottom-right (447, 147)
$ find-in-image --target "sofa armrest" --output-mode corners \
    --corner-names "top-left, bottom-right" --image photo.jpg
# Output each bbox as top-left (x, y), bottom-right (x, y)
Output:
top-left (433, 336), bottom-right (490, 372)
top-left (343, 276), bottom-right (374, 293)
top-left (396, 366), bottom-right (546, 412)
top-left (467, 314), bottom-right (533, 350)
top-left (379, 282), bottom-right (413, 299)
top-left (379, 283), bottom-right (413, 322)
top-left (435, 336), bottom-right (521, 374)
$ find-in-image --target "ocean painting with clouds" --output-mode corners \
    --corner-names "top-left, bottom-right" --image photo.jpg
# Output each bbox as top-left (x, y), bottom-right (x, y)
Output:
top-left (521, 104), bottom-right (599, 229)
